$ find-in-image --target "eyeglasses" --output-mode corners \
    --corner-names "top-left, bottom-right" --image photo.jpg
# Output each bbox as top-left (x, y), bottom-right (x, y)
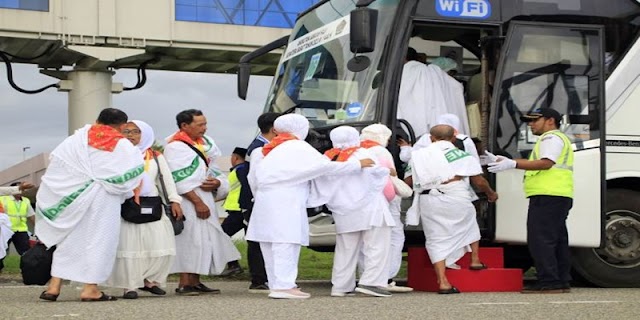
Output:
top-left (122, 129), bottom-right (141, 135)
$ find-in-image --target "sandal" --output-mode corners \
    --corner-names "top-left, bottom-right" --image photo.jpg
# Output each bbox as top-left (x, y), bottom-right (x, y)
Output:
top-left (39, 291), bottom-right (59, 302)
top-left (437, 286), bottom-right (461, 294)
top-left (80, 292), bottom-right (118, 302)
top-left (469, 262), bottom-right (488, 270)
top-left (139, 285), bottom-right (167, 295)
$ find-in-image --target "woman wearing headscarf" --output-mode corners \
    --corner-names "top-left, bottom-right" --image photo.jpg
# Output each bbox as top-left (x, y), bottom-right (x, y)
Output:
top-left (320, 126), bottom-right (394, 298)
top-left (360, 124), bottom-right (414, 293)
top-left (246, 114), bottom-right (375, 299)
top-left (105, 120), bottom-right (184, 299)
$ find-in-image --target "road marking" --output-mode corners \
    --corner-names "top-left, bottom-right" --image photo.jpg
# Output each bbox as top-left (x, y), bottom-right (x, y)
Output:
top-left (468, 302), bottom-right (531, 305)
top-left (549, 301), bottom-right (621, 304)
top-left (0, 285), bottom-right (45, 289)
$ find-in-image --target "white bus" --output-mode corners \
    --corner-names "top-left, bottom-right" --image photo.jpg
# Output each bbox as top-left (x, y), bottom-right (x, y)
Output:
top-left (237, 0), bottom-right (640, 287)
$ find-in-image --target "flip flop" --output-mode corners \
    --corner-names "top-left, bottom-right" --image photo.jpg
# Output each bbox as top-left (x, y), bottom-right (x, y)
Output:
top-left (469, 262), bottom-right (488, 270)
top-left (80, 292), bottom-right (118, 302)
top-left (39, 291), bottom-right (59, 302)
top-left (437, 286), bottom-right (461, 294)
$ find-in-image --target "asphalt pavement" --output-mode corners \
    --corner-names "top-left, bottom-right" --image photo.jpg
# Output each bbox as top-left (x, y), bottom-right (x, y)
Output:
top-left (1, 280), bottom-right (639, 320)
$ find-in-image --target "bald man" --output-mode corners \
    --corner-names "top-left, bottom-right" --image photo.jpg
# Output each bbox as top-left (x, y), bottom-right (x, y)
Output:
top-left (405, 125), bottom-right (497, 294)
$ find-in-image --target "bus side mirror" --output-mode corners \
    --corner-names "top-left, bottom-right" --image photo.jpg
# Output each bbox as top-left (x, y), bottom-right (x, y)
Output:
top-left (237, 63), bottom-right (251, 100)
top-left (348, 7), bottom-right (378, 72)
top-left (350, 7), bottom-right (378, 54)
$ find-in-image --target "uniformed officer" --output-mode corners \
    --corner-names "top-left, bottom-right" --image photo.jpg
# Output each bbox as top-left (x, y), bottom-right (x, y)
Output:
top-left (0, 182), bottom-right (36, 269)
top-left (487, 108), bottom-right (574, 294)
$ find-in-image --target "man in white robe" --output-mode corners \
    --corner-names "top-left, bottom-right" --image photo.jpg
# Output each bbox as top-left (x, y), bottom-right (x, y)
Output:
top-left (317, 126), bottom-right (394, 298)
top-left (397, 48), bottom-right (470, 138)
top-left (246, 114), bottom-right (374, 299)
top-left (36, 108), bottom-right (144, 302)
top-left (359, 124), bottom-right (414, 293)
top-left (405, 125), bottom-right (497, 294)
top-left (163, 109), bottom-right (241, 295)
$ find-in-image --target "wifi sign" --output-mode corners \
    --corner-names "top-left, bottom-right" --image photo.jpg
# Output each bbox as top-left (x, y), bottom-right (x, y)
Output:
top-left (436, 0), bottom-right (492, 19)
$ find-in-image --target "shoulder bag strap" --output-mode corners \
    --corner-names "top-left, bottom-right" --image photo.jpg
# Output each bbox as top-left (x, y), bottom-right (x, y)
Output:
top-left (152, 152), bottom-right (171, 206)
top-left (179, 141), bottom-right (209, 168)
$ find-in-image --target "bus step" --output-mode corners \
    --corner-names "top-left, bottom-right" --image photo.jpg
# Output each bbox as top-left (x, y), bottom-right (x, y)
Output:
top-left (407, 247), bottom-right (523, 292)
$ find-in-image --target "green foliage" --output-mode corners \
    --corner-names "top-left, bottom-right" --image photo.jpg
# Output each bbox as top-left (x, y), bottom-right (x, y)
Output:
top-left (151, 140), bottom-right (164, 153)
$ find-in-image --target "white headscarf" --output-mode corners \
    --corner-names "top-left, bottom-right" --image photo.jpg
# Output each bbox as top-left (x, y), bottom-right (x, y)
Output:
top-left (330, 126), bottom-right (360, 149)
top-left (360, 123), bottom-right (392, 147)
top-left (130, 120), bottom-right (155, 196)
top-left (436, 114), bottom-right (461, 132)
top-left (274, 114), bottom-right (309, 140)
top-left (130, 120), bottom-right (155, 153)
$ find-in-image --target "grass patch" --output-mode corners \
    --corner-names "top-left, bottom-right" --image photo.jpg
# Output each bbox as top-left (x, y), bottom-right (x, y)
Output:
top-left (2, 241), bottom-right (408, 282)
top-left (1, 255), bottom-right (20, 273)
top-left (228, 241), bottom-right (407, 281)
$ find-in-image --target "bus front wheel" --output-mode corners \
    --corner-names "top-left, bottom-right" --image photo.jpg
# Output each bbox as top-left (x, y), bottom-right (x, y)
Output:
top-left (572, 189), bottom-right (640, 287)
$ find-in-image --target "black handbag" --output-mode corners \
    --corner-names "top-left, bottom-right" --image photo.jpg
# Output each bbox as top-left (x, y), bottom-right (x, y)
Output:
top-left (20, 243), bottom-right (56, 285)
top-left (121, 195), bottom-right (163, 224)
top-left (153, 152), bottom-right (185, 235)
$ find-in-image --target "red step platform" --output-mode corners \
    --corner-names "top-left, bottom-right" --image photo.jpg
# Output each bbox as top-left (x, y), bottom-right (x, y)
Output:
top-left (407, 247), bottom-right (523, 292)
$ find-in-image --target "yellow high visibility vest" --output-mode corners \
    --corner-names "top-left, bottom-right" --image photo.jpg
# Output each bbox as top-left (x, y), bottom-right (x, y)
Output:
top-left (223, 169), bottom-right (242, 212)
top-left (524, 130), bottom-right (574, 198)
top-left (0, 196), bottom-right (31, 232)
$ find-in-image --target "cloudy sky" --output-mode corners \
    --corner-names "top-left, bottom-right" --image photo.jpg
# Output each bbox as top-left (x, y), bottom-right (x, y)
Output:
top-left (0, 64), bottom-right (274, 171)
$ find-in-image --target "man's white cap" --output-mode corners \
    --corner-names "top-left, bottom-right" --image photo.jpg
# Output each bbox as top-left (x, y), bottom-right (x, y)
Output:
top-left (274, 114), bottom-right (309, 140)
top-left (360, 123), bottom-right (392, 147)
top-left (330, 126), bottom-right (360, 149)
top-left (436, 114), bottom-right (461, 132)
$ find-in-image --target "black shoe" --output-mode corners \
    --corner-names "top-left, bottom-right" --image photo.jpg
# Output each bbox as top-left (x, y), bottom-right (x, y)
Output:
top-left (122, 291), bottom-right (138, 299)
top-left (248, 283), bottom-right (269, 293)
top-left (139, 286), bottom-right (167, 295)
top-left (175, 286), bottom-right (200, 296)
top-left (193, 283), bottom-right (221, 294)
top-left (521, 283), bottom-right (564, 294)
top-left (219, 264), bottom-right (244, 277)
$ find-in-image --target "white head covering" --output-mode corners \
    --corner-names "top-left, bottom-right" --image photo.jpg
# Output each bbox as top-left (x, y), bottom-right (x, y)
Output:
top-left (130, 120), bottom-right (155, 153)
top-left (274, 114), bottom-right (309, 140)
top-left (130, 120), bottom-right (155, 196)
top-left (436, 114), bottom-right (461, 132)
top-left (360, 123), bottom-right (392, 147)
top-left (330, 126), bottom-right (360, 149)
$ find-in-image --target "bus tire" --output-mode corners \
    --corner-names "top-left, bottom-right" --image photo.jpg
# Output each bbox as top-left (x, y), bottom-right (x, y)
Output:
top-left (571, 189), bottom-right (640, 287)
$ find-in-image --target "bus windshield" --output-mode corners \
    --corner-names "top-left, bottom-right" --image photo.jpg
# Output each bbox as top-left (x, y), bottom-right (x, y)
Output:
top-left (263, 0), bottom-right (401, 129)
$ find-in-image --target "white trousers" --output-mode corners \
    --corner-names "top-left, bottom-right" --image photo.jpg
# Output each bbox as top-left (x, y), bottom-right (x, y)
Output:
top-left (387, 214), bottom-right (405, 279)
top-left (260, 242), bottom-right (301, 290)
top-left (333, 226), bottom-right (391, 292)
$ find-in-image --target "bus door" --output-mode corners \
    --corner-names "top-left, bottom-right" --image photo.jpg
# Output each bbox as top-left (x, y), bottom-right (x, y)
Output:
top-left (491, 21), bottom-right (605, 247)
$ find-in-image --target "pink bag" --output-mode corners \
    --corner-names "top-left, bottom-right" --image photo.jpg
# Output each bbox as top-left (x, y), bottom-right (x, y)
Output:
top-left (378, 158), bottom-right (396, 202)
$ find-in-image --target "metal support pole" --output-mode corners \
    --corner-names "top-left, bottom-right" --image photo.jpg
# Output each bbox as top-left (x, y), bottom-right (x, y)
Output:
top-left (60, 69), bottom-right (116, 135)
